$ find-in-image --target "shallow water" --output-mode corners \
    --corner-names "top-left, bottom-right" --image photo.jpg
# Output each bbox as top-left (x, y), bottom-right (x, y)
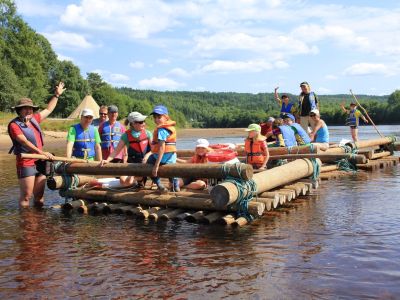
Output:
top-left (0, 126), bottom-right (399, 299)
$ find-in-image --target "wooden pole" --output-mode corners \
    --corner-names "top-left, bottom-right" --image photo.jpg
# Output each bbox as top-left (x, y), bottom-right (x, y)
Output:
top-left (20, 153), bottom-right (94, 163)
top-left (47, 175), bottom-right (95, 190)
top-left (350, 89), bottom-right (384, 137)
top-left (354, 137), bottom-right (395, 149)
top-left (370, 151), bottom-right (391, 160)
top-left (64, 189), bottom-right (265, 217)
top-left (54, 161), bottom-right (253, 180)
top-left (268, 153), bottom-right (367, 164)
top-left (210, 158), bottom-right (320, 208)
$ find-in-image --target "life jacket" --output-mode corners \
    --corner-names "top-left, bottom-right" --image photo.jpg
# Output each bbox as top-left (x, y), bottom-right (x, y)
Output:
top-left (99, 121), bottom-right (123, 149)
top-left (290, 123), bottom-right (311, 145)
top-left (275, 125), bottom-right (298, 147)
top-left (151, 121), bottom-right (177, 153)
top-left (191, 154), bottom-right (208, 164)
top-left (346, 109), bottom-right (358, 126)
top-left (126, 129), bottom-right (150, 160)
top-left (245, 138), bottom-right (266, 164)
top-left (281, 102), bottom-right (294, 114)
top-left (7, 117), bottom-right (44, 155)
top-left (298, 92), bottom-right (317, 111)
top-left (72, 124), bottom-right (96, 158)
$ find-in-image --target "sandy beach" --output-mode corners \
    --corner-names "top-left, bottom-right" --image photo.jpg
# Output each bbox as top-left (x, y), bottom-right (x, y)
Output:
top-left (0, 126), bottom-right (245, 152)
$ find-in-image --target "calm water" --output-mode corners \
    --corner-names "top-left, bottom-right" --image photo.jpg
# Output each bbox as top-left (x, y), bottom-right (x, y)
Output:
top-left (0, 126), bottom-right (400, 299)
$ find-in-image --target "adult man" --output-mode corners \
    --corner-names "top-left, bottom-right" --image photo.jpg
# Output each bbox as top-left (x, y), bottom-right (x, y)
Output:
top-left (92, 105), bottom-right (108, 127)
top-left (298, 82), bottom-right (319, 132)
top-left (66, 108), bottom-right (102, 161)
top-left (98, 105), bottom-right (126, 162)
top-left (8, 82), bottom-right (66, 208)
top-left (282, 113), bottom-right (311, 145)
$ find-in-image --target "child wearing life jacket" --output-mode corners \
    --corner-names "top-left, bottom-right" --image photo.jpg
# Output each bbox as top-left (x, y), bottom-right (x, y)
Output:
top-left (99, 111), bottom-right (152, 188)
top-left (146, 105), bottom-right (178, 192)
top-left (340, 102), bottom-right (368, 142)
top-left (244, 124), bottom-right (269, 169)
top-left (282, 113), bottom-right (311, 145)
top-left (269, 118), bottom-right (298, 147)
top-left (176, 138), bottom-right (211, 190)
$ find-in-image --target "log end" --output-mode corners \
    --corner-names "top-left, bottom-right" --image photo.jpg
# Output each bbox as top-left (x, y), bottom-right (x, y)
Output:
top-left (210, 185), bottom-right (232, 208)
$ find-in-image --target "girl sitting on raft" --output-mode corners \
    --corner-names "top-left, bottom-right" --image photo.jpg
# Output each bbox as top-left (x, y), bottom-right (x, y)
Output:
top-left (309, 109), bottom-right (329, 151)
top-left (268, 118), bottom-right (297, 148)
top-left (176, 138), bottom-right (211, 190)
top-left (244, 124), bottom-right (269, 169)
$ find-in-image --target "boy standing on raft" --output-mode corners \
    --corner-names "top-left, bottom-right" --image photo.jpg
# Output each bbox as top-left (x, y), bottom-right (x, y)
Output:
top-left (8, 82), bottom-right (66, 208)
top-left (340, 102), bottom-right (368, 142)
top-left (244, 124), bottom-right (269, 170)
top-left (146, 105), bottom-right (179, 192)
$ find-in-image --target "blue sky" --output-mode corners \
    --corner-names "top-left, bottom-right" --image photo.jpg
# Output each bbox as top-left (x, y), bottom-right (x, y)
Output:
top-left (15, 0), bottom-right (400, 95)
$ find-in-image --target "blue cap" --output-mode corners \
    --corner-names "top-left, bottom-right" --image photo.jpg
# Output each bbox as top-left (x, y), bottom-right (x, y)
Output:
top-left (150, 105), bottom-right (168, 115)
top-left (282, 113), bottom-right (295, 121)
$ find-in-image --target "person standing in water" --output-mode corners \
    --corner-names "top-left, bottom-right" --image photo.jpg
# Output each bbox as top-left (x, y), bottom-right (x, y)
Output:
top-left (340, 102), bottom-right (368, 142)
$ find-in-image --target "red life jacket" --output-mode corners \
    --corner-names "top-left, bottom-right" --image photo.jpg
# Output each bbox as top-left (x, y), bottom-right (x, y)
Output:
top-left (126, 129), bottom-right (150, 160)
top-left (245, 138), bottom-right (266, 165)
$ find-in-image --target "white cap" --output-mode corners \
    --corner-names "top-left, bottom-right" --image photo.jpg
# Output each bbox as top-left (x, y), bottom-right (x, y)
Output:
top-left (310, 109), bottom-right (320, 116)
top-left (196, 138), bottom-right (209, 148)
top-left (81, 108), bottom-right (94, 117)
top-left (267, 117), bottom-right (275, 122)
top-left (128, 111), bottom-right (147, 123)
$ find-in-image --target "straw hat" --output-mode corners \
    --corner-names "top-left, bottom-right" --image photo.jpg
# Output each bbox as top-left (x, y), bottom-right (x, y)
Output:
top-left (12, 98), bottom-right (39, 110)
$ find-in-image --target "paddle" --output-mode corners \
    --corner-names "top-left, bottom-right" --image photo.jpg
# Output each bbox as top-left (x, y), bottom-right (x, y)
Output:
top-left (349, 89), bottom-right (384, 137)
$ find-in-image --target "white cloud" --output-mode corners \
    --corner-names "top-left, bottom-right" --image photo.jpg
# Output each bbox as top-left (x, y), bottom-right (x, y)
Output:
top-left (43, 31), bottom-right (94, 50)
top-left (138, 77), bottom-right (184, 90)
top-left (199, 59), bottom-right (289, 74)
top-left (325, 74), bottom-right (338, 80)
top-left (157, 58), bottom-right (170, 65)
top-left (129, 61), bottom-right (145, 69)
top-left (60, 0), bottom-right (176, 39)
top-left (57, 54), bottom-right (74, 62)
top-left (110, 73), bottom-right (130, 82)
top-left (343, 63), bottom-right (394, 76)
top-left (167, 68), bottom-right (191, 78)
top-left (15, 0), bottom-right (62, 17)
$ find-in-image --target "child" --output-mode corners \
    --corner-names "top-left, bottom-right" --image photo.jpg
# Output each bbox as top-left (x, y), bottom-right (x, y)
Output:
top-left (340, 102), bottom-right (368, 142)
top-left (244, 124), bottom-right (269, 169)
top-left (269, 118), bottom-right (297, 147)
top-left (146, 105), bottom-right (178, 192)
top-left (176, 138), bottom-right (210, 190)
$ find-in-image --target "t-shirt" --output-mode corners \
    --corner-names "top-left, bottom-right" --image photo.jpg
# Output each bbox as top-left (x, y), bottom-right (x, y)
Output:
top-left (9, 113), bottom-right (42, 167)
top-left (98, 122), bottom-right (126, 160)
top-left (67, 125), bottom-right (101, 159)
top-left (300, 93), bottom-right (318, 116)
top-left (151, 128), bottom-right (176, 164)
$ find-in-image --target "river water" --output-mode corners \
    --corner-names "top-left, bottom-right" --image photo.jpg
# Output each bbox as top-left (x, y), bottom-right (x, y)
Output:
top-left (0, 126), bottom-right (399, 299)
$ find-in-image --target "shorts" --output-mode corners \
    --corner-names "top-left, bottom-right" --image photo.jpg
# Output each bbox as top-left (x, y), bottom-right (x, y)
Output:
top-left (350, 125), bottom-right (358, 129)
top-left (16, 160), bottom-right (48, 179)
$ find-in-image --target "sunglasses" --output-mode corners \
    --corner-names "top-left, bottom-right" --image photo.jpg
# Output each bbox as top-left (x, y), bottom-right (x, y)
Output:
top-left (99, 113), bottom-right (107, 116)
top-left (309, 114), bottom-right (316, 117)
top-left (134, 121), bottom-right (145, 124)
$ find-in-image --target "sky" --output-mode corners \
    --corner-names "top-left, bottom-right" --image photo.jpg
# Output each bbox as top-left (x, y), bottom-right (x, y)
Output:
top-left (14, 0), bottom-right (400, 95)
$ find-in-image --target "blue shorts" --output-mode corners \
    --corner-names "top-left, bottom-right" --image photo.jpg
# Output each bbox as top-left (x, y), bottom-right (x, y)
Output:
top-left (16, 160), bottom-right (47, 179)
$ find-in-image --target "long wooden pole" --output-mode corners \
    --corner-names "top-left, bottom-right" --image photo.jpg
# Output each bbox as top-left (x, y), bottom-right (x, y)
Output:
top-left (349, 89), bottom-right (384, 137)
top-left (268, 153), bottom-right (366, 164)
top-left (20, 153), bottom-right (94, 163)
top-left (210, 158), bottom-right (321, 208)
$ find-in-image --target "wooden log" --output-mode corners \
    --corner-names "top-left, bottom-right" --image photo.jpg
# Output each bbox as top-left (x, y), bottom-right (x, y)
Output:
top-left (172, 211), bottom-right (192, 222)
top-left (90, 202), bottom-right (109, 214)
top-left (200, 212), bottom-right (226, 224)
top-left (211, 158), bottom-right (320, 208)
top-left (64, 189), bottom-right (265, 217)
top-left (282, 185), bottom-right (302, 197)
top-left (394, 142), bottom-right (400, 151)
top-left (268, 153), bottom-right (366, 164)
top-left (78, 202), bottom-right (98, 214)
top-left (159, 209), bottom-right (185, 221)
top-left (370, 151), bottom-right (391, 160)
top-left (21, 153), bottom-right (94, 163)
top-left (61, 199), bottom-right (86, 210)
top-left (103, 203), bottom-right (124, 214)
top-left (354, 137), bottom-right (396, 149)
top-left (149, 208), bottom-right (175, 221)
top-left (298, 178), bottom-right (320, 189)
top-left (254, 197), bottom-right (274, 211)
top-left (276, 189), bottom-right (296, 201)
top-left (217, 214), bottom-right (236, 225)
top-left (257, 192), bottom-right (281, 208)
top-left (321, 164), bottom-right (339, 173)
top-left (233, 217), bottom-right (248, 227)
top-left (185, 211), bottom-right (205, 223)
top-left (137, 207), bottom-right (161, 219)
top-left (47, 175), bottom-right (95, 190)
top-left (56, 162), bottom-right (253, 180)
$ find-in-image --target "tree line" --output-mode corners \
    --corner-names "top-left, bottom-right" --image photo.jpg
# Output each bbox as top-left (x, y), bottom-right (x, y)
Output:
top-left (1, 0), bottom-right (400, 128)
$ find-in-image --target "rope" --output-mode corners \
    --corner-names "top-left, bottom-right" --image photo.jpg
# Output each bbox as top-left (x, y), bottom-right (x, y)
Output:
top-left (386, 135), bottom-right (397, 154)
top-left (335, 158), bottom-right (357, 173)
top-left (310, 158), bottom-right (320, 181)
top-left (225, 177), bottom-right (258, 221)
top-left (53, 162), bottom-right (79, 202)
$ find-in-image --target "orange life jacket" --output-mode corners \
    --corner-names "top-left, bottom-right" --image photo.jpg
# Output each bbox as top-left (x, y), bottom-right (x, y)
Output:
top-left (245, 138), bottom-right (266, 165)
top-left (151, 121), bottom-right (177, 153)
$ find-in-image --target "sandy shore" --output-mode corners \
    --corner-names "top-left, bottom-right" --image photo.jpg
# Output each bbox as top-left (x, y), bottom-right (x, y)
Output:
top-left (0, 127), bottom-right (245, 152)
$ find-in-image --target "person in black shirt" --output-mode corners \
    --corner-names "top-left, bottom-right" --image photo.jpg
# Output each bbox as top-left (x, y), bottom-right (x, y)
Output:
top-left (298, 82), bottom-right (319, 132)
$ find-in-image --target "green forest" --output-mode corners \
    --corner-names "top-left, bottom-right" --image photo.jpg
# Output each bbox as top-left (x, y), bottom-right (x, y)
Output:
top-left (1, 0), bottom-right (400, 128)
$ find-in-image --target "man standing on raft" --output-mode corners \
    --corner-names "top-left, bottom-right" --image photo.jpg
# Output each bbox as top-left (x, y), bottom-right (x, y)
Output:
top-left (8, 82), bottom-right (66, 208)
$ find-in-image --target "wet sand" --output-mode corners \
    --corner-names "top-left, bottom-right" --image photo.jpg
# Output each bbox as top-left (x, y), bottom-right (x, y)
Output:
top-left (0, 128), bottom-right (245, 152)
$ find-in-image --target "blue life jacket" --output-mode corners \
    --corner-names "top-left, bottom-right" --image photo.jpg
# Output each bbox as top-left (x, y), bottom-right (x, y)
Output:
top-left (298, 92), bottom-right (317, 111)
top-left (72, 124), bottom-right (96, 158)
top-left (346, 109), bottom-right (358, 126)
top-left (100, 121), bottom-right (123, 149)
top-left (316, 125), bottom-right (329, 143)
top-left (290, 123), bottom-right (311, 145)
top-left (277, 125), bottom-right (298, 147)
top-left (8, 117), bottom-right (44, 155)
top-left (281, 102), bottom-right (294, 114)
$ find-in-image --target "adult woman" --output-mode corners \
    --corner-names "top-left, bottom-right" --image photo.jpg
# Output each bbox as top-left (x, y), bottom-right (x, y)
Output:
top-left (8, 82), bottom-right (66, 208)
top-left (309, 109), bottom-right (329, 151)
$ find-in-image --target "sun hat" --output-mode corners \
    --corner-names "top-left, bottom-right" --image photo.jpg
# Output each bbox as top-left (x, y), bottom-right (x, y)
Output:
top-left (245, 123), bottom-right (261, 132)
top-left (150, 105), bottom-right (168, 115)
top-left (81, 108), bottom-right (94, 117)
top-left (128, 111), bottom-right (147, 123)
top-left (282, 113), bottom-right (295, 121)
top-left (310, 109), bottom-right (320, 116)
top-left (12, 98), bottom-right (39, 110)
top-left (196, 138), bottom-right (209, 148)
top-left (267, 117), bottom-right (275, 122)
top-left (108, 105), bottom-right (118, 113)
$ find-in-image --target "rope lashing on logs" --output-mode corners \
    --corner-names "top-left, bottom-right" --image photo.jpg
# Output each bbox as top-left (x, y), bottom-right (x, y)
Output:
top-left (310, 157), bottom-right (320, 182)
top-left (335, 158), bottom-right (357, 173)
top-left (53, 162), bottom-right (79, 202)
top-left (385, 135), bottom-right (397, 154)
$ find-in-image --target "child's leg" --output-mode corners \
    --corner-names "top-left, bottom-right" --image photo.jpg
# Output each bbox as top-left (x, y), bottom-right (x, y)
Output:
top-left (186, 180), bottom-right (207, 190)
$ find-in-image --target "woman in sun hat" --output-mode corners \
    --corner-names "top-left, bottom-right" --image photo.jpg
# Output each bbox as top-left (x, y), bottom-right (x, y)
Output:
top-left (7, 82), bottom-right (66, 208)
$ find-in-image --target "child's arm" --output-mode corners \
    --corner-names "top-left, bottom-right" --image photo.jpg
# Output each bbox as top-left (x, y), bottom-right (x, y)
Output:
top-left (260, 141), bottom-right (269, 169)
top-left (310, 121), bottom-right (323, 142)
